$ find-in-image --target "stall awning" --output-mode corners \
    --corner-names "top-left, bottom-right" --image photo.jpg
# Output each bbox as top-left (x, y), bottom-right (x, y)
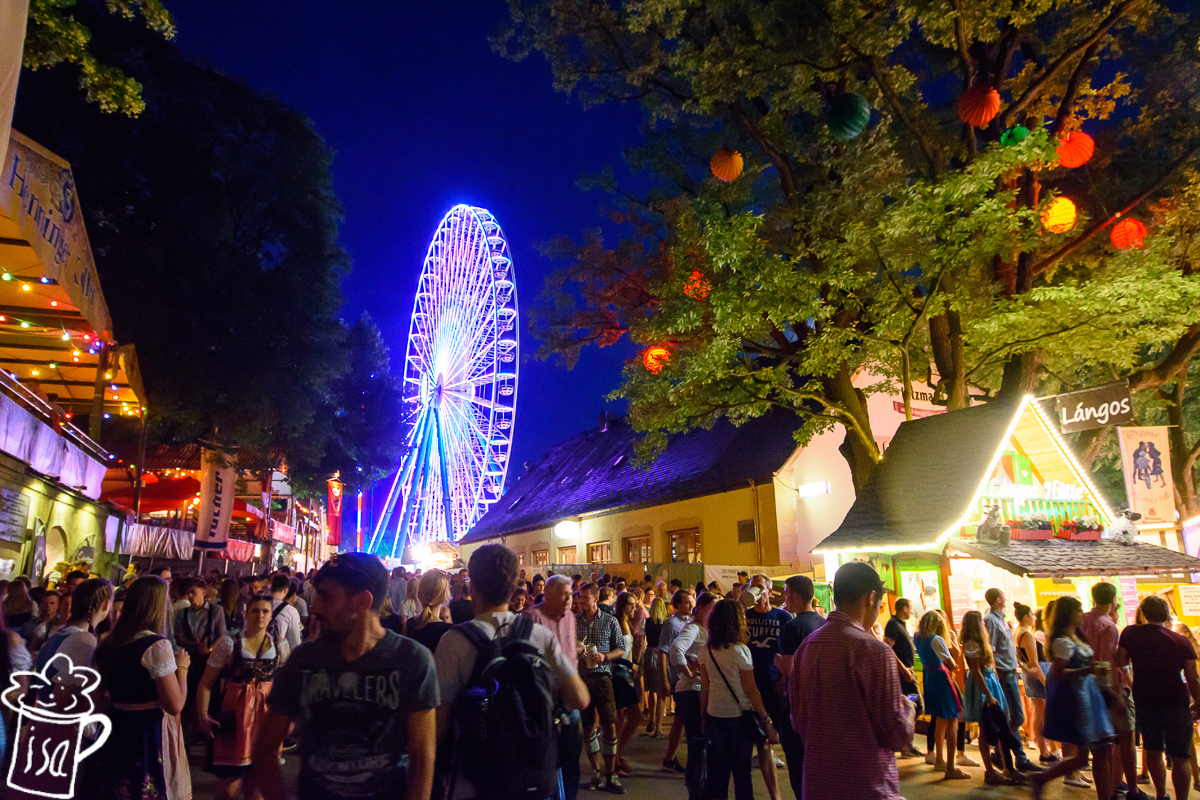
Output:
top-left (211, 538), bottom-right (255, 562)
top-left (0, 131), bottom-right (145, 417)
top-left (953, 539), bottom-right (1200, 578)
top-left (120, 523), bottom-right (194, 560)
top-left (101, 476), bottom-right (199, 514)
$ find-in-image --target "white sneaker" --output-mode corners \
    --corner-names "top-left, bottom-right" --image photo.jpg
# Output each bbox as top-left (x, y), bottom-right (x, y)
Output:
top-left (955, 754), bottom-right (980, 767)
top-left (1064, 774), bottom-right (1089, 788)
top-left (773, 756), bottom-right (785, 769)
top-left (925, 752), bottom-right (937, 765)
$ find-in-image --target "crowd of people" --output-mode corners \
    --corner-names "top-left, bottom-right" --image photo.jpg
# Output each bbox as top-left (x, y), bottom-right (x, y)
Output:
top-left (0, 552), bottom-right (1194, 800)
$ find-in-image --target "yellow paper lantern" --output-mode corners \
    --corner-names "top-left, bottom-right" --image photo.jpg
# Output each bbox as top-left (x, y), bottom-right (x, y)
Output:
top-left (1042, 197), bottom-right (1077, 233)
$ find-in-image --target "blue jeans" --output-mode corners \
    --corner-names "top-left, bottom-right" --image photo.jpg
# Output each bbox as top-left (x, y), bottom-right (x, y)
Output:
top-left (996, 669), bottom-right (1026, 741)
top-left (675, 691), bottom-right (706, 800)
top-left (702, 715), bottom-right (754, 800)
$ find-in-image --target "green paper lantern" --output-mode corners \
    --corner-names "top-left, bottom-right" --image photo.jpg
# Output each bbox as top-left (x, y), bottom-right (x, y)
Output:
top-left (828, 93), bottom-right (870, 141)
top-left (1001, 126), bottom-right (1029, 147)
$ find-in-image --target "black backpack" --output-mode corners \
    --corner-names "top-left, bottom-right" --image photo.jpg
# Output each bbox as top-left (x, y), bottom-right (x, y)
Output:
top-left (453, 616), bottom-right (559, 800)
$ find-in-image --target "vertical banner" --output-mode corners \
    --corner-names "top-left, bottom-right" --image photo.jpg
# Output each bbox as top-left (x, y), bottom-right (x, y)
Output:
top-left (1117, 426), bottom-right (1175, 525)
top-left (0, 0), bottom-right (29, 162)
top-left (327, 479), bottom-right (343, 547)
top-left (195, 447), bottom-right (236, 550)
top-left (1118, 576), bottom-right (1139, 626)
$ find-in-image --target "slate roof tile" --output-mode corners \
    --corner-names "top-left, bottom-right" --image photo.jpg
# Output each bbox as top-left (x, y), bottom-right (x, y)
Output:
top-left (954, 539), bottom-right (1200, 577)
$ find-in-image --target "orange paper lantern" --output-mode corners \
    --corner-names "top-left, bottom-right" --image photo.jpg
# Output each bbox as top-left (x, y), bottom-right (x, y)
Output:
top-left (710, 149), bottom-right (743, 182)
top-left (643, 346), bottom-right (670, 374)
top-left (683, 270), bottom-right (711, 300)
top-left (1057, 132), bottom-right (1094, 168)
top-left (958, 85), bottom-right (1001, 128)
top-left (1042, 197), bottom-right (1077, 233)
top-left (1111, 218), bottom-right (1148, 250)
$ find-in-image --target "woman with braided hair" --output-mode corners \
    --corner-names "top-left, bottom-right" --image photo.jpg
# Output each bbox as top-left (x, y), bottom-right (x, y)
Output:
top-left (35, 578), bottom-right (112, 678)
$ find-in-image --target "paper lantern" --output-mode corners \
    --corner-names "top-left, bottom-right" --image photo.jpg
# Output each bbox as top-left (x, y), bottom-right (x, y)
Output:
top-left (1001, 126), bottom-right (1029, 147)
top-left (710, 149), bottom-right (743, 182)
top-left (958, 84), bottom-right (1001, 128)
top-left (1057, 132), bottom-right (1094, 168)
top-left (1042, 197), bottom-right (1077, 233)
top-left (828, 93), bottom-right (870, 141)
top-left (643, 346), bottom-right (670, 374)
top-left (683, 270), bottom-right (711, 300)
top-left (1111, 218), bottom-right (1147, 250)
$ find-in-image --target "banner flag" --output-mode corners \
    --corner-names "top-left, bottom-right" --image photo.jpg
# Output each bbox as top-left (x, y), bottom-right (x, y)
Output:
top-left (327, 479), bottom-right (343, 547)
top-left (0, 0), bottom-right (28, 163)
top-left (195, 447), bottom-right (236, 550)
top-left (1054, 380), bottom-right (1133, 433)
top-left (1116, 426), bottom-right (1175, 525)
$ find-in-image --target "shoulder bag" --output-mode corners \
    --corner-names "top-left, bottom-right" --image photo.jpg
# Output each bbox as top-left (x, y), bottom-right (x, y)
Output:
top-left (707, 644), bottom-right (768, 744)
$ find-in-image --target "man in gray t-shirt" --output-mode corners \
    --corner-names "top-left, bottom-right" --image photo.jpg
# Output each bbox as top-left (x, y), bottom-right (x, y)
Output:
top-left (658, 590), bottom-right (694, 773)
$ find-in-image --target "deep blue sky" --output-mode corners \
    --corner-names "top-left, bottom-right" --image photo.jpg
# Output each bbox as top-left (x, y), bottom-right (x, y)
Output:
top-left (163, 1), bottom-right (642, 495)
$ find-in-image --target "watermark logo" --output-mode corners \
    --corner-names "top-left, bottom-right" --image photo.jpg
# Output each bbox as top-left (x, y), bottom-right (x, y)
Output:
top-left (2, 654), bottom-right (111, 799)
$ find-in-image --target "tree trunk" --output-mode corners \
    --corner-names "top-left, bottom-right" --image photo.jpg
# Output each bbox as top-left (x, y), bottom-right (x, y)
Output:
top-left (1165, 380), bottom-right (1200, 520)
top-left (1072, 426), bottom-right (1109, 471)
top-left (824, 364), bottom-right (880, 493)
top-left (929, 308), bottom-right (970, 409)
top-left (998, 349), bottom-right (1043, 400)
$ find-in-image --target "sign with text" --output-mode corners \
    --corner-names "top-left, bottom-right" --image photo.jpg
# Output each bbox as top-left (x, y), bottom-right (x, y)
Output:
top-left (1179, 584), bottom-right (1200, 617)
top-left (1117, 426), bottom-right (1175, 525)
top-left (1054, 381), bottom-right (1133, 433)
top-left (194, 446), bottom-right (236, 551)
top-left (0, 486), bottom-right (29, 543)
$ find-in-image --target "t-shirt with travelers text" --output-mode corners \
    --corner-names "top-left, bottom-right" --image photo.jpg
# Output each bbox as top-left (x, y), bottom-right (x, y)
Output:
top-left (267, 631), bottom-right (439, 800)
top-left (1117, 623), bottom-right (1196, 708)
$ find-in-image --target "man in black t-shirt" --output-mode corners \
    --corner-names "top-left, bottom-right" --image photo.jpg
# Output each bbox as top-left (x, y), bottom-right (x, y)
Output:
top-left (254, 554), bottom-right (439, 800)
top-left (777, 576), bottom-right (825, 800)
top-left (883, 598), bottom-right (923, 758)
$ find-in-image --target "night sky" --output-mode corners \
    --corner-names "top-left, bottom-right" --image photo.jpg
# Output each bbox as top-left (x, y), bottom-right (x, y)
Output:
top-left (162, 1), bottom-right (642, 499)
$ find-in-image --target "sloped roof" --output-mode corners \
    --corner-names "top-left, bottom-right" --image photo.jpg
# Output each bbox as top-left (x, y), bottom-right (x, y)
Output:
top-left (813, 401), bottom-right (1020, 552)
top-left (955, 539), bottom-right (1200, 577)
top-left (460, 411), bottom-right (804, 543)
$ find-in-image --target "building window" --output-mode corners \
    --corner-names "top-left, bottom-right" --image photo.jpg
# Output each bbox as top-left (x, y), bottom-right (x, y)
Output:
top-left (624, 536), bottom-right (652, 563)
top-left (517, 552), bottom-right (525, 566)
top-left (587, 541), bottom-right (611, 563)
top-left (558, 545), bottom-right (577, 563)
top-left (670, 529), bottom-right (701, 563)
top-left (532, 548), bottom-right (549, 566)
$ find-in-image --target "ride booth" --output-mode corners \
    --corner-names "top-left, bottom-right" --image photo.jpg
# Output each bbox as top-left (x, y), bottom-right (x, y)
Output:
top-left (813, 395), bottom-right (1200, 637)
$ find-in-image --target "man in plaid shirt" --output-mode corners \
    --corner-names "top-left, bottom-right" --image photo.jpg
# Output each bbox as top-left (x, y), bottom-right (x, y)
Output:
top-left (576, 583), bottom-right (626, 793)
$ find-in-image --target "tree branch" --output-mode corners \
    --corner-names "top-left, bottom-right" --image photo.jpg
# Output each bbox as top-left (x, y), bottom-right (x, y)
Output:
top-left (1031, 144), bottom-right (1200, 277)
top-left (999, 0), bottom-right (1137, 129)
top-left (1052, 41), bottom-right (1100, 133)
top-left (1128, 324), bottom-right (1200, 393)
top-left (727, 102), bottom-right (798, 199)
top-left (865, 56), bottom-right (941, 178)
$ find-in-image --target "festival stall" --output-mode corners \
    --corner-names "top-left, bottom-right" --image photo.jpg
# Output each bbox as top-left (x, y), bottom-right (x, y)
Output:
top-left (813, 396), bottom-right (1200, 628)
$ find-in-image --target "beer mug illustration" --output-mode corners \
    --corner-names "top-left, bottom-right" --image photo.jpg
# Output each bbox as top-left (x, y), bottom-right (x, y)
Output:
top-left (2, 653), bottom-right (111, 799)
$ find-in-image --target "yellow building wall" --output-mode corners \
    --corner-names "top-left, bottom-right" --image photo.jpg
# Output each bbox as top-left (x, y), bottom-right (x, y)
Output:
top-left (459, 482), bottom-right (782, 568)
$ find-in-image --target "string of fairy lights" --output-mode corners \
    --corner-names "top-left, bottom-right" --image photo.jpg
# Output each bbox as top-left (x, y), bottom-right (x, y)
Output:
top-left (0, 270), bottom-right (141, 418)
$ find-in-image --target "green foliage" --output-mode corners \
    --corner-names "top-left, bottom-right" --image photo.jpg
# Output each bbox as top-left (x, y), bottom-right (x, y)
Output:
top-left (506, 0), bottom-right (1200, 492)
top-left (22, 0), bottom-right (174, 116)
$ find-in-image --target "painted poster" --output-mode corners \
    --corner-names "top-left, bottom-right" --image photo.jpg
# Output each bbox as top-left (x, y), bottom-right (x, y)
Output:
top-left (194, 446), bottom-right (236, 551)
top-left (1119, 576), bottom-right (1140, 626)
top-left (899, 569), bottom-right (942, 621)
top-left (327, 478), bottom-right (343, 547)
top-left (1117, 426), bottom-right (1175, 525)
top-left (1179, 584), bottom-right (1200, 618)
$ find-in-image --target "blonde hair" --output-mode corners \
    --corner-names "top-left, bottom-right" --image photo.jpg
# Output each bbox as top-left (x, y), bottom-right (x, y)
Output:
top-left (649, 596), bottom-right (669, 624)
top-left (415, 570), bottom-right (449, 628)
top-left (960, 610), bottom-right (995, 669)
top-left (918, 609), bottom-right (945, 639)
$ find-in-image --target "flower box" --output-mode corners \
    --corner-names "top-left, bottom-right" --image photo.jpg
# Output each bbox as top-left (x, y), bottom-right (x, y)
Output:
top-left (1009, 527), bottom-right (1053, 541)
top-left (1056, 528), bottom-right (1102, 541)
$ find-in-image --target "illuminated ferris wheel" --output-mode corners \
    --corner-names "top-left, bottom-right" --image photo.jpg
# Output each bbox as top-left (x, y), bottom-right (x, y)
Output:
top-left (368, 205), bottom-right (518, 558)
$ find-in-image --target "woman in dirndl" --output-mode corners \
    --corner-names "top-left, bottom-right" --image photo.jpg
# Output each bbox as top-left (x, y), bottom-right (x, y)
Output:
top-left (914, 610), bottom-right (968, 780)
top-left (195, 594), bottom-right (289, 800)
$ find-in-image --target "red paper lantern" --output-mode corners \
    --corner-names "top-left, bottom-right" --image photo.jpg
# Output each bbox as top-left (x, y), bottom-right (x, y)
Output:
top-left (1057, 132), bottom-right (1094, 168)
top-left (958, 85), bottom-right (1001, 128)
top-left (710, 149), bottom-right (743, 182)
top-left (1042, 197), bottom-right (1077, 233)
top-left (643, 346), bottom-right (670, 374)
top-left (1111, 218), bottom-right (1148, 250)
top-left (683, 270), bottom-right (711, 300)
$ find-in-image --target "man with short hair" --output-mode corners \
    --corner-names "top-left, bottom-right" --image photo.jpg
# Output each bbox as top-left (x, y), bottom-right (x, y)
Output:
top-left (982, 587), bottom-right (1038, 772)
top-left (744, 584), bottom-right (789, 795)
top-left (61, 570), bottom-right (87, 597)
top-left (254, 553), bottom-right (438, 800)
top-left (793, 562), bottom-right (915, 800)
top-left (448, 579), bottom-right (474, 624)
top-left (1081, 581), bottom-right (1144, 797)
top-left (153, 566), bottom-right (171, 582)
top-left (577, 583), bottom-right (626, 793)
top-left (439, 547), bottom-right (588, 799)
top-left (1119, 595), bottom-right (1200, 800)
top-left (883, 598), bottom-right (923, 759)
top-left (777, 575), bottom-right (825, 798)
top-left (388, 566), bottom-right (407, 617)
top-left (526, 574), bottom-right (585, 800)
top-left (659, 590), bottom-right (694, 773)
top-left (269, 574), bottom-right (303, 651)
top-left (598, 586), bottom-right (616, 617)
top-left (669, 591), bottom-right (716, 800)
top-left (531, 574), bottom-right (545, 597)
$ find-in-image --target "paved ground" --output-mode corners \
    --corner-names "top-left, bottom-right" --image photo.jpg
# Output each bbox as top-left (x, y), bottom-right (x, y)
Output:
top-left (189, 727), bottom-right (1160, 800)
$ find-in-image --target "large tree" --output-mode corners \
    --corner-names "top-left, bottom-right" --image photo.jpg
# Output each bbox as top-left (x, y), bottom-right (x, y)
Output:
top-left (13, 6), bottom-right (350, 492)
top-left (504, 0), bottom-right (1200, 492)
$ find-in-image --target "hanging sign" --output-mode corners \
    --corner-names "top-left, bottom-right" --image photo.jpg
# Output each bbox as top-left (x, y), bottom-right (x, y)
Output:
top-left (327, 478), bottom-right (343, 547)
top-left (1054, 380), bottom-right (1133, 433)
top-left (194, 446), bottom-right (236, 551)
top-left (1116, 426), bottom-right (1174, 525)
